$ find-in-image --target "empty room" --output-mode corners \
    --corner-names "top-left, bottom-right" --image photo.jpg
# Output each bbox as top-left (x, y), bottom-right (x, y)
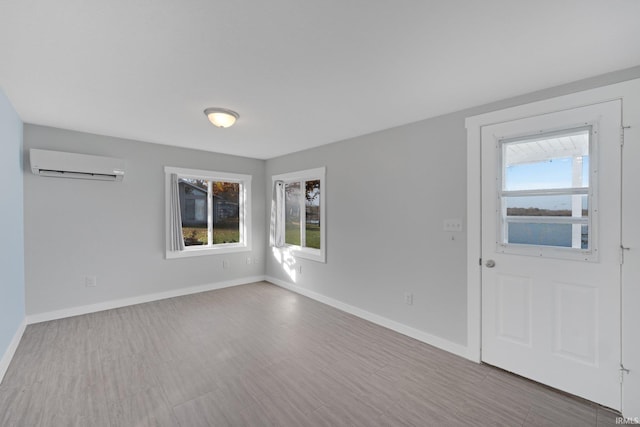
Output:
top-left (1, 1), bottom-right (640, 426)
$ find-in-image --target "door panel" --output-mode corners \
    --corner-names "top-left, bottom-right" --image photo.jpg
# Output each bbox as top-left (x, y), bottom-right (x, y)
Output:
top-left (496, 274), bottom-right (532, 346)
top-left (554, 282), bottom-right (598, 365)
top-left (481, 100), bottom-right (621, 409)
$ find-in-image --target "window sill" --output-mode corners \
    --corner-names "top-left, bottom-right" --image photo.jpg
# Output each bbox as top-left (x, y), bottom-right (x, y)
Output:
top-left (279, 245), bottom-right (325, 263)
top-left (166, 243), bottom-right (250, 259)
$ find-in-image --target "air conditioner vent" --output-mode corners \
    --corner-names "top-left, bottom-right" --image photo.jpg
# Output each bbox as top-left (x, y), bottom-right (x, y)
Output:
top-left (30, 149), bottom-right (125, 182)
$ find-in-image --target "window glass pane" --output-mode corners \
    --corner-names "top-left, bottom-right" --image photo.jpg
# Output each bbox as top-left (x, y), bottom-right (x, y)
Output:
top-left (178, 178), bottom-right (208, 246)
top-left (305, 180), bottom-right (321, 249)
top-left (194, 199), bottom-right (206, 221)
top-left (507, 223), bottom-right (588, 249)
top-left (212, 181), bottom-right (240, 244)
top-left (505, 195), bottom-right (588, 217)
top-left (500, 128), bottom-right (592, 252)
top-left (168, 169), bottom-right (250, 258)
top-left (503, 129), bottom-right (589, 191)
top-left (285, 182), bottom-right (301, 245)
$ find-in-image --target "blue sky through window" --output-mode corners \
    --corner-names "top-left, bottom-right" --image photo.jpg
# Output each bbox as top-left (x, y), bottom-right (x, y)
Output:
top-left (505, 156), bottom-right (589, 191)
top-left (505, 156), bottom-right (589, 210)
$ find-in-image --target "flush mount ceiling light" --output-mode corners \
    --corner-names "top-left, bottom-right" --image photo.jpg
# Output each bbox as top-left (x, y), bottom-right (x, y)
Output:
top-left (204, 107), bottom-right (239, 128)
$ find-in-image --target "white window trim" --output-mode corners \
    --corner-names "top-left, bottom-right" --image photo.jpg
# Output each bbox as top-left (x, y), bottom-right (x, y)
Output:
top-left (272, 167), bottom-right (326, 263)
top-left (165, 166), bottom-right (252, 259)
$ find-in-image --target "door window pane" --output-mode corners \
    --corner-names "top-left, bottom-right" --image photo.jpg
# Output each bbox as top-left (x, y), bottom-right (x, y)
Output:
top-left (503, 130), bottom-right (589, 191)
top-left (500, 128), bottom-right (591, 250)
top-left (505, 195), bottom-right (588, 217)
top-left (508, 223), bottom-right (588, 249)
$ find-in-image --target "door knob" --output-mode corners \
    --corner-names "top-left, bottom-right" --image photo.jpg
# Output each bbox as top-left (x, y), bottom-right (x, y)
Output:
top-left (485, 259), bottom-right (496, 268)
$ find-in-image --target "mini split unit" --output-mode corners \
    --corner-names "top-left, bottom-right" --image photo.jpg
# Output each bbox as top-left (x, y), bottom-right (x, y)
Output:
top-left (30, 149), bottom-right (125, 182)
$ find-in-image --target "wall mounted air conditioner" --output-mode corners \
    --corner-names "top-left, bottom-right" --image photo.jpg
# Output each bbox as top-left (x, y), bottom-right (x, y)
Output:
top-left (30, 149), bottom-right (125, 182)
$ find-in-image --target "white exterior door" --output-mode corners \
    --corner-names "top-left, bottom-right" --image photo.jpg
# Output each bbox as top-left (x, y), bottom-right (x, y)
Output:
top-left (480, 100), bottom-right (622, 410)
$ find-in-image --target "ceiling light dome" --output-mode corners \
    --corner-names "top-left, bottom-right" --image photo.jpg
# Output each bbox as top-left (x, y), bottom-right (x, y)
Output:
top-left (204, 108), bottom-right (239, 128)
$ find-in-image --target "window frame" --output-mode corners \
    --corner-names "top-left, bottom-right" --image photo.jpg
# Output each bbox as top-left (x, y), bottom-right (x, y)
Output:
top-left (272, 167), bottom-right (326, 263)
top-left (496, 125), bottom-right (599, 261)
top-left (165, 166), bottom-right (252, 259)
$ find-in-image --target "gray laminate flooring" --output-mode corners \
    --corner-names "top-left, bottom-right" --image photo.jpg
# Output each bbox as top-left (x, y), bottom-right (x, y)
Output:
top-left (0, 282), bottom-right (619, 426)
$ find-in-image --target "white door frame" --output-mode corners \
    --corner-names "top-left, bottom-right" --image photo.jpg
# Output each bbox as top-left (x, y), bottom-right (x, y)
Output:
top-left (466, 78), bottom-right (640, 418)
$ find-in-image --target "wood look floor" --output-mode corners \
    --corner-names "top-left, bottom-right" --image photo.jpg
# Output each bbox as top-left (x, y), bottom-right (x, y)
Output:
top-left (0, 282), bottom-right (619, 426)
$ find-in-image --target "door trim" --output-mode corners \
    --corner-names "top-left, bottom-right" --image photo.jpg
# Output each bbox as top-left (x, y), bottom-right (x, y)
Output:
top-left (466, 78), bottom-right (640, 415)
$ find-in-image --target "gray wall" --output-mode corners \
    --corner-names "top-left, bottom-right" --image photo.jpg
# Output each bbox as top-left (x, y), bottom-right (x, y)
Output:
top-left (266, 116), bottom-right (469, 344)
top-left (19, 65), bottom-right (640, 343)
top-left (0, 90), bottom-right (25, 359)
top-left (23, 125), bottom-right (265, 316)
top-left (265, 66), bottom-right (640, 347)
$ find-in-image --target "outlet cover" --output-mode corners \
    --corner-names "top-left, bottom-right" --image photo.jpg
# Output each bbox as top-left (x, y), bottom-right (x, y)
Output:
top-left (404, 292), bottom-right (413, 305)
top-left (223, 260), bottom-right (229, 270)
top-left (443, 219), bottom-right (463, 232)
top-left (85, 276), bottom-right (97, 287)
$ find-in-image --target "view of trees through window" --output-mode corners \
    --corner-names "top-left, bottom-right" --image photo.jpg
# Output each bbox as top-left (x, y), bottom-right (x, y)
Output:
top-left (285, 179), bottom-right (321, 249)
top-left (178, 178), bottom-right (240, 246)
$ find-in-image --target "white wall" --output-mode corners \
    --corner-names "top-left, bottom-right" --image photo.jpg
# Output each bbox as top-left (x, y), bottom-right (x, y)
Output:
top-left (265, 66), bottom-right (640, 353)
top-left (0, 89), bottom-right (26, 380)
top-left (23, 125), bottom-right (266, 318)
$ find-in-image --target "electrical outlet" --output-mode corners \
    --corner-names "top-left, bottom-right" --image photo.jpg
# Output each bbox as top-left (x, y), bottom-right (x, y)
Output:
top-left (443, 218), bottom-right (463, 232)
top-left (296, 264), bottom-right (302, 275)
top-left (404, 292), bottom-right (413, 305)
top-left (223, 260), bottom-right (229, 270)
top-left (85, 276), bottom-right (97, 287)
top-left (246, 257), bottom-right (252, 265)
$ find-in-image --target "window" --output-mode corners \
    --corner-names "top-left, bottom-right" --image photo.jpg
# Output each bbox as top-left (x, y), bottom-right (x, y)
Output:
top-left (165, 167), bottom-right (251, 258)
top-left (273, 167), bottom-right (325, 262)
top-left (498, 127), bottom-right (596, 259)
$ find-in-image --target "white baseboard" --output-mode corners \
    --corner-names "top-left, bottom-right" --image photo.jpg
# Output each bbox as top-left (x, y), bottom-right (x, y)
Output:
top-left (26, 275), bottom-right (266, 325)
top-left (266, 276), bottom-right (470, 360)
top-left (23, 274), bottom-right (470, 362)
top-left (0, 318), bottom-right (26, 384)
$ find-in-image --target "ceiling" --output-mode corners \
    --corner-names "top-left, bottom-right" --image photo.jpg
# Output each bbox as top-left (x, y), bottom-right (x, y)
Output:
top-left (1, 1), bottom-right (639, 160)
